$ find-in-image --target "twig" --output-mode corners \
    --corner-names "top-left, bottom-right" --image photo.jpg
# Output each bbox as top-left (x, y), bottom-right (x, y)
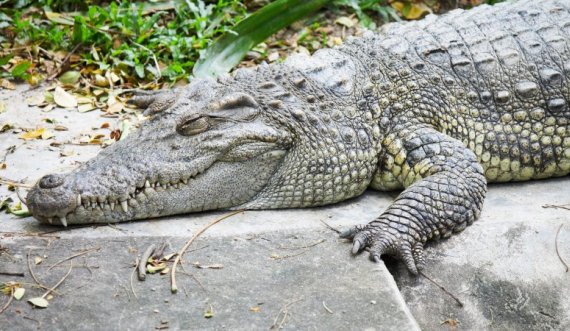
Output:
top-left (270, 250), bottom-right (308, 260)
top-left (47, 43), bottom-right (83, 80)
top-left (27, 249), bottom-right (45, 288)
top-left (130, 258), bottom-right (139, 300)
top-left (542, 204), bottom-right (570, 211)
top-left (138, 244), bottom-right (156, 281)
top-left (419, 271), bottom-right (464, 307)
top-left (42, 261), bottom-right (73, 299)
top-left (171, 210), bottom-right (243, 293)
top-left (322, 301), bottom-right (333, 314)
top-left (555, 224), bottom-right (569, 272)
top-left (279, 239), bottom-right (326, 250)
top-left (0, 287), bottom-right (14, 315)
top-left (320, 219), bottom-right (341, 234)
top-left (271, 298), bottom-right (303, 330)
top-left (0, 177), bottom-right (32, 188)
top-left (16, 188), bottom-right (29, 207)
top-left (47, 246), bottom-right (101, 271)
top-left (0, 271), bottom-right (25, 277)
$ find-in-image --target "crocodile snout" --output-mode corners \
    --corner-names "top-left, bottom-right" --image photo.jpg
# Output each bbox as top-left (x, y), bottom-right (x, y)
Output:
top-left (27, 173), bottom-right (78, 227)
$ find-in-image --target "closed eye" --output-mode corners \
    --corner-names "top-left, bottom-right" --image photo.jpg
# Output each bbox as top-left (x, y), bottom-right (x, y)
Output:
top-left (176, 114), bottom-right (210, 136)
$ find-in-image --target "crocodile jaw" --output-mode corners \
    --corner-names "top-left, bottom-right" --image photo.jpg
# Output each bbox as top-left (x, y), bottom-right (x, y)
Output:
top-left (26, 150), bottom-right (286, 225)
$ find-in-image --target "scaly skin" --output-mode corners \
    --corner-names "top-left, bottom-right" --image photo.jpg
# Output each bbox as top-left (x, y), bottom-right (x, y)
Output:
top-left (27, 0), bottom-right (570, 273)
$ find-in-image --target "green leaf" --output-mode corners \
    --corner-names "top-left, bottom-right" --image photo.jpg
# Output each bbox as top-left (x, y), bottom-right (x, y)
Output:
top-left (11, 62), bottom-right (31, 77)
top-left (193, 0), bottom-right (329, 78)
top-left (135, 64), bottom-right (145, 78)
top-left (0, 54), bottom-right (13, 66)
top-left (59, 71), bottom-right (81, 84)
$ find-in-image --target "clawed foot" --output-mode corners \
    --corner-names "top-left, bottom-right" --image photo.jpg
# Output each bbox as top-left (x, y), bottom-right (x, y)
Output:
top-left (340, 224), bottom-right (426, 275)
top-left (128, 90), bottom-right (177, 116)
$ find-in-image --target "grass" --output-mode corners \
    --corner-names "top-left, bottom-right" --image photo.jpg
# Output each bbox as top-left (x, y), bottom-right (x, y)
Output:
top-left (0, 0), bottom-right (501, 89)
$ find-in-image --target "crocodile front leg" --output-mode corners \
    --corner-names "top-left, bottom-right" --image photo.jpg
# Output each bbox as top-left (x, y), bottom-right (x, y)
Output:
top-left (341, 126), bottom-right (487, 274)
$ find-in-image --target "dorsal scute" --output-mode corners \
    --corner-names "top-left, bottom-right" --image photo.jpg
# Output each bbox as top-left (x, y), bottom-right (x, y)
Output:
top-left (284, 49), bottom-right (356, 96)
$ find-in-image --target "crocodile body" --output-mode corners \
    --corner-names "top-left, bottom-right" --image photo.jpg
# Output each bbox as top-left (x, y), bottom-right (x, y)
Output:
top-left (27, 0), bottom-right (570, 273)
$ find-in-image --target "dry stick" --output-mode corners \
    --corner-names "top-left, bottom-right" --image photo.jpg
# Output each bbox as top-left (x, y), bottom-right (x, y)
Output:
top-left (0, 271), bottom-right (25, 277)
top-left (0, 288), bottom-right (14, 315)
top-left (42, 261), bottom-right (73, 299)
top-left (319, 219), bottom-right (341, 234)
top-left (542, 204), bottom-right (570, 212)
top-left (27, 249), bottom-right (45, 287)
top-left (130, 258), bottom-right (139, 300)
top-left (47, 246), bottom-right (101, 271)
top-left (171, 210), bottom-right (243, 294)
top-left (138, 244), bottom-right (156, 281)
top-left (419, 271), bottom-right (464, 307)
top-left (280, 239), bottom-right (326, 250)
top-left (322, 301), bottom-right (334, 314)
top-left (555, 224), bottom-right (569, 272)
top-left (271, 298), bottom-right (303, 330)
top-left (0, 177), bottom-right (32, 188)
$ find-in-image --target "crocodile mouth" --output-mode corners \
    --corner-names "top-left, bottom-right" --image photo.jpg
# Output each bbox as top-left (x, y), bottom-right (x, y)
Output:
top-left (28, 165), bottom-right (212, 226)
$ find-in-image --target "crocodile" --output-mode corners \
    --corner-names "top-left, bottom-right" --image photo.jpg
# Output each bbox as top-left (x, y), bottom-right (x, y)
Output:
top-left (26, 0), bottom-right (570, 274)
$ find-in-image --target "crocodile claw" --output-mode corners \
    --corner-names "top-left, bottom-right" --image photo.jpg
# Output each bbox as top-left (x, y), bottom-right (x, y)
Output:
top-left (341, 223), bottom-right (425, 275)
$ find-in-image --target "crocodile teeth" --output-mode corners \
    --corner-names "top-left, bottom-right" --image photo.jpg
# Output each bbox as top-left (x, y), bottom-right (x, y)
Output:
top-left (145, 180), bottom-right (151, 188)
top-left (47, 217), bottom-right (53, 224)
top-left (110, 202), bottom-right (115, 210)
top-left (121, 201), bottom-right (128, 213)
top-left (77, 195), bottom-right (82, 205)
top-left (60, 216), bottom-right (68, 227)
top-left (181, 178), bottom-right (188, 184)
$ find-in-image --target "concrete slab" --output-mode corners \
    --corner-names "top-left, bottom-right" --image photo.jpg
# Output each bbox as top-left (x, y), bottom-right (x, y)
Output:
top-left (391, 178), bottom-right (570, 330)
top-left (2, 83), bottom-right (570, 330)
top-left (0, 85), bottom-right (419, 330)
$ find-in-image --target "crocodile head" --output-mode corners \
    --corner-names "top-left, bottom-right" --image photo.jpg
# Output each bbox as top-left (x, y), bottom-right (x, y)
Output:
top-left (27, 55), bottom-right (377, 226)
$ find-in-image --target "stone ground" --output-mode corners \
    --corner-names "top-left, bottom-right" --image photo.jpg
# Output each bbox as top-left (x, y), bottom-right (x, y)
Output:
top-left (0, 84), bottom-right (569, 330)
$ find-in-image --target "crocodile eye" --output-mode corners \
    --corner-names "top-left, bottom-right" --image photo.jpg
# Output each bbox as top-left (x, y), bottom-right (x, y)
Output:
top-left (176, 114), bottom-right (210, 136)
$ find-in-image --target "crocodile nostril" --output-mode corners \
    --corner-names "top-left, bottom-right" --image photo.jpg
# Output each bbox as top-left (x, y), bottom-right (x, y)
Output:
top-left (39, 174), bottom-right (64, 189)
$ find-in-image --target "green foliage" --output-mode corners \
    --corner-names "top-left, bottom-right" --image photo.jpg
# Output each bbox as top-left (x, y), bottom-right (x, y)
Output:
top-left (194, 0), bottom-right (329, 78)
top-left (331, 0), bottom-right (400, 28)
top-left (1, 0), bottom-right (249, 85)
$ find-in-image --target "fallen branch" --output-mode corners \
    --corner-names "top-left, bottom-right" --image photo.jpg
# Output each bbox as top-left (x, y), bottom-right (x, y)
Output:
top-left (555, 224), bottom-right (569, 273)
top-left (138, 244), bottom-right (156, 281)
top-left (47, 246), bottom-right (101, 271)
top-left (171, 210), bottom-right (243, 293)
top-left (419, 271), bottom-right (464, 307)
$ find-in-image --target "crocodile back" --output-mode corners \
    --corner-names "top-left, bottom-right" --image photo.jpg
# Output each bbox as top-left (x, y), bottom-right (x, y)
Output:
top-left (359, 0), bottom-right (570, 182)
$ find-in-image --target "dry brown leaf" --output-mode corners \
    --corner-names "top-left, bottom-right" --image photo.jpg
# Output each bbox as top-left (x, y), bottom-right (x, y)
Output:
top-left (391, 1), bottom-right (431, 20)
top-left (107, 101), bottom-right (124, 114)
top-left (0, 79), bottom-right (15, 90)
top-left (20, 128), bottom-right (48, 140)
